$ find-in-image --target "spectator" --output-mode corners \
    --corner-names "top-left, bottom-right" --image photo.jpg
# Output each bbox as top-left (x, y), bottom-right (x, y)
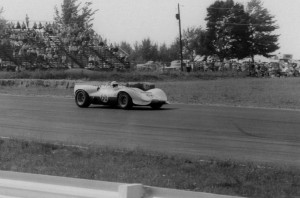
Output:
top-left (186, 62), bottom-right (191, 72)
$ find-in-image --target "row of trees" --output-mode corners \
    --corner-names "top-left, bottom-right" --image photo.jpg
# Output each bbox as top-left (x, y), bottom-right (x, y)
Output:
top-left (118, 0), bottom-right (279, 63)
top-left (205, 0), bottom-right (279, 62)
top-left (117, 39), bottom-right (179, 63)
top-left (0, 0), bottom-right (97, 32)
top-left (1, 0), bottom-right (279, 63)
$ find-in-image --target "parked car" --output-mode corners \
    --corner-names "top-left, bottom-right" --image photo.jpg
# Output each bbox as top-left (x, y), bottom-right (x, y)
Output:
top-left (136, 61), bottom-right (160, 71)
top-left (163, 60), bottom-right (189, 71)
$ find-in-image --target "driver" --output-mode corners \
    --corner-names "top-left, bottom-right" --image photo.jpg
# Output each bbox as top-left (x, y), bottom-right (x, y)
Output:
top-left (111, 81), bottom-right (118, 88)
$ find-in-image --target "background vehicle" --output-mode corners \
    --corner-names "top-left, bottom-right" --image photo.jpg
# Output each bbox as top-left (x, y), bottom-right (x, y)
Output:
top-left (136, 61), bottom-right (161, 71)
top-left (163, 60), bottom-right (190, 71)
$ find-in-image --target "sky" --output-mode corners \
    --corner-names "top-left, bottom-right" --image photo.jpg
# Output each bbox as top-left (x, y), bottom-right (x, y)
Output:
top-left (1, 0), bottom-right (300, 59)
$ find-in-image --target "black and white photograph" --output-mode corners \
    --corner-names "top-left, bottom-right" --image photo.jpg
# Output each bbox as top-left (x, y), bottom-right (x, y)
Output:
top-left (0, 0), bottom-right (299, 197)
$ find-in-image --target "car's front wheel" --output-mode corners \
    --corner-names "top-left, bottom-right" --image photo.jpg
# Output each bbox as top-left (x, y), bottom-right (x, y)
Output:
top-left (75, 90), bottom-right (91, 108)
top-left (118, 92), bottom-right (133, 109)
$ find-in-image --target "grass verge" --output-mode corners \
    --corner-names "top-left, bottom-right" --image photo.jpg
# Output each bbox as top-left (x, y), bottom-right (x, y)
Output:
top-left (1, 77), bottom-right (300, 110)
top-left (0, 138), bottom-right (299, 198)
top-left (0, 69), bottom-right (247, 81)
top-left (156, 77), bottom-right (300, 109)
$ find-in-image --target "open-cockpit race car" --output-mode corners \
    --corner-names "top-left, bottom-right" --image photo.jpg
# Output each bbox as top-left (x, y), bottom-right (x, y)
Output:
top-left (74, 81), bottom-right (168, 109)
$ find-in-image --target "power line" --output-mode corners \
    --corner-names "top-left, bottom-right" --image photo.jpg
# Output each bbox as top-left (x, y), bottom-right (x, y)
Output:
top-left (207, 7), bottom-right (246, 11)
top-left (207, 21), bottom-right (269, 26)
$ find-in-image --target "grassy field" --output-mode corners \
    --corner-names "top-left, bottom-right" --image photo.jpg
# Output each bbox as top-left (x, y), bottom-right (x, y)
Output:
top-left (1, 138), bottom-right (299, 198)
top-left (1, 76), bottom-right (300, 109)
top-left (1, 72), bottom-right (300, 197)
top-left (156, 77), bottom-right (300, 109)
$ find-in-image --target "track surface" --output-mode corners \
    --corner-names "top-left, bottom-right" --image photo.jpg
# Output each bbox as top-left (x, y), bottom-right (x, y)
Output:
top-left (0, 94), bottom-right (299, 166)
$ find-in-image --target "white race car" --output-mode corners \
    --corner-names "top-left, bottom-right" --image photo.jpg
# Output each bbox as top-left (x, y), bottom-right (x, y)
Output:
top-left (74, 81), bottom-right (168, 109)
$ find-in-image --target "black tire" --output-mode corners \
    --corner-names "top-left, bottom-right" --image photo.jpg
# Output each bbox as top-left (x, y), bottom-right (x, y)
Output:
top-left (118, 92), bottom-right (133, 109)
top-left (75, 90), bottom-right (91, 108)
top-left (150, 103), bottom-right (163, 110)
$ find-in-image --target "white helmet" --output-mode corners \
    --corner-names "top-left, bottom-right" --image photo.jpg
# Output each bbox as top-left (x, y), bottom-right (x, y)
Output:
top-left (111, 81), bottom-right (118, 87)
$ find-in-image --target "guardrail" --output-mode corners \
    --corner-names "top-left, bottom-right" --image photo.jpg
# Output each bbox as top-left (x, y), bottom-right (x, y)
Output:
top-left (0, 170), bottom-right (244, 198)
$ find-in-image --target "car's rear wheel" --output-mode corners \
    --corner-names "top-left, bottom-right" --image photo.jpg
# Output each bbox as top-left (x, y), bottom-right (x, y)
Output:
top-left (75, 90), bottom-right (91, 108)
top-left (118, 92), bottom-right (133, 109)
top-left (150, 103), bottom-right (163, 110)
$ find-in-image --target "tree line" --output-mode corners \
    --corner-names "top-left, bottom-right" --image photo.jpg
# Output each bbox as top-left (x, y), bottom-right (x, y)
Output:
top-left (1, 0), bottom-right (279, 64)
top-left (118, 0), bottom-right (279, 63)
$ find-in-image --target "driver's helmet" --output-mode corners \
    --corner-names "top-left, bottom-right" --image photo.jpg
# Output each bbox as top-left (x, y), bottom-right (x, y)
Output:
top-left (111, 81), bottom-right (118, 88)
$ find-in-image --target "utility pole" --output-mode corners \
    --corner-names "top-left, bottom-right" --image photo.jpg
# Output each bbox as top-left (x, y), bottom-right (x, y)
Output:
top-left (176, 3), bottom-right (184, 71)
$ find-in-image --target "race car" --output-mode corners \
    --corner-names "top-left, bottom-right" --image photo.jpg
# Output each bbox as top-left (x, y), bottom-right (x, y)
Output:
top-left (74, 81), bottom-right (168, 109)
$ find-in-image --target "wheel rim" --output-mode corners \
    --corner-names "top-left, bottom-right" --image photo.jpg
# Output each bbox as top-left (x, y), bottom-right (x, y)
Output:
top-left (119, 94), bottom-right (128, 107)
top-left (77, 92), bottom-right (85, 105)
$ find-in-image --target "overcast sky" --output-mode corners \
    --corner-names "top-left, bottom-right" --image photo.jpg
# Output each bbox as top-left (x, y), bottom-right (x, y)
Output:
top-left (1, 0), bottom-right (300, 59)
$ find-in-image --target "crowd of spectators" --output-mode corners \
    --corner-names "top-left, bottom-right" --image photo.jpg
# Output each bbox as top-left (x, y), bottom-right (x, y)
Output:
top-left (0, 21), bottom-right (129, 71)
top-left (192, 60), bottom-right (300, 77)
top-left (141, 59), bottom-right (300, 78)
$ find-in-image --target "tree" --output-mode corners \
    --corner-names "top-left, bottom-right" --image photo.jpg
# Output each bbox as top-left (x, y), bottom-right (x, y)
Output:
top-left (129, 39), bottom-right (184, 63)
top-left (54, 0), bottom-right (98, 30)
top-left (0, 7), bottom-right (6, 34)
top-left (158, 43), bottom-right (171, 62)
top-left (205, 0), bottom-right (250, 61)
top-left (16, 21), bottom-right (21, 29)
top-left (182, 26), bottom-right (209, 61)
top-left (134, 38), bottom-right (159, 62)
top-left (38, 22), bottom-right (43, 29)
top-left (21, 22), bottom-right (27, 29)
top-left (246, 0), bottom-right (279, 62)
top-left (118, 41), bottom-right (133, 60)
top-left (32, 22), bottom-right (38, 29)
top-left (118, 41), bottom-right (133, 55)
top-left (130, 41), bottom-right (143, 62)
top-left (169, 39), bottom-right (182, 61)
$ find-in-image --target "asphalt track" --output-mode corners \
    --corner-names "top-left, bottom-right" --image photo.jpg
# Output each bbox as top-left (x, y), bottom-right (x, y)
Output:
top-left (0, 94), bottom-right (299, 166)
